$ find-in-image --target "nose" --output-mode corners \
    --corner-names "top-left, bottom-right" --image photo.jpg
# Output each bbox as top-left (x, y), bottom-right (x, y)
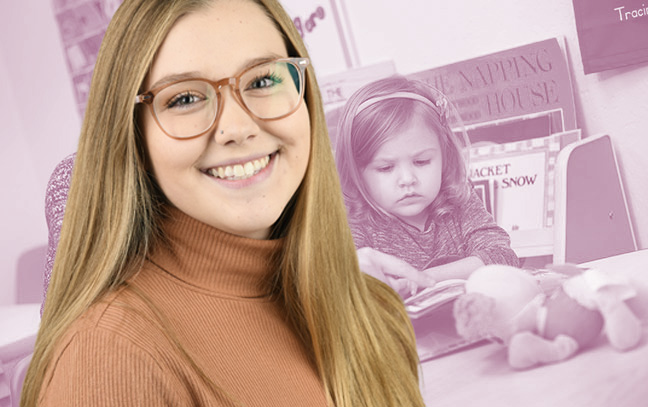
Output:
top-left (212, 85), bottom-right (258, 146)
top-left (397, 165), bottom-right (418, 188)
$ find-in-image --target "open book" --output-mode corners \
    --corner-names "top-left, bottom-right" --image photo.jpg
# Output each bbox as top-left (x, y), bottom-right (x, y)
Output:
top-left (404, 279), bottom-right (466, 319)
top-left (404, 279), bottom-right (489, 361)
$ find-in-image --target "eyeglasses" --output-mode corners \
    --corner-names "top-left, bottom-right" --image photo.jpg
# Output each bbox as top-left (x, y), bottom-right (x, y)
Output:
top-left (135, 57), bottom-right (310, 139)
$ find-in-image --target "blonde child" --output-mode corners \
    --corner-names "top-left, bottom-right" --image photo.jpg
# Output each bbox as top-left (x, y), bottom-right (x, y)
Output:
top-left (336, 76), bottom-right (519, 296)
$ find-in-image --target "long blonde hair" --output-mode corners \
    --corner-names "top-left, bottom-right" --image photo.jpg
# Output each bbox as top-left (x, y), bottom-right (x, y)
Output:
top-left (22, 1), bottom-right (424, 406)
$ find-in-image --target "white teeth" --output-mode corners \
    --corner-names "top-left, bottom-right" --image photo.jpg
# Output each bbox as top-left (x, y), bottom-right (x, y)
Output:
top-left (244, 162), bottom-right (254, 176)
top-left (208, 155), bottom-right (272, 181)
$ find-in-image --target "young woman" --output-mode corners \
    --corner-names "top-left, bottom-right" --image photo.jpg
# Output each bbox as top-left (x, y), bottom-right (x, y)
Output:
top-left (21, 1), bottom-right (424, 406)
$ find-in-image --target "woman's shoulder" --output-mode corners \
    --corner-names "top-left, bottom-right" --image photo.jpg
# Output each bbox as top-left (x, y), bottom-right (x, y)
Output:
top-left (55, 287), bottom-right (168, 358)
top-left (41, 288), bottom-right (185, 404)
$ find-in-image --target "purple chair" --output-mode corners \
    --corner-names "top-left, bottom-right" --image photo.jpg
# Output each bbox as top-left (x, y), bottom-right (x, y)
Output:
top-left (41, 153), bottom-right (75, 316)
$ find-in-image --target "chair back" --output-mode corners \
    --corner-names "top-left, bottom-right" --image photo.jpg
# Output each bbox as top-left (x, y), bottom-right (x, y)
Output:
top-left (553, 135), bottom-right (637, 264)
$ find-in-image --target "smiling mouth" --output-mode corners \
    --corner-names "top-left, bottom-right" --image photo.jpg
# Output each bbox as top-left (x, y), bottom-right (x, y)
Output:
top-left (206, 154), bottom-right (272, 181)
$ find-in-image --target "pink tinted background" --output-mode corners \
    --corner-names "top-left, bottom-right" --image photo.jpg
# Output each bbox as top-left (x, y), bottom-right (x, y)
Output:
top-left (1, 0), bottom-right (648, 306)
top-left (573, 0), bottom-right (648, 74)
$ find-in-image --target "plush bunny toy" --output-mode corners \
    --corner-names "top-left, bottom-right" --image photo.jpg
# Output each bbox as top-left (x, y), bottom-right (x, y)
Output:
top-left (453, 265), bottom-right (643, 369)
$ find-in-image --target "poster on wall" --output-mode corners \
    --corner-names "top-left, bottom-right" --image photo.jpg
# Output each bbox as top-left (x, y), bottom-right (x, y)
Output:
top-left (53, 0), bottom-right (121, 117)
top-left (406, 38), bottom-right (577, 137)
top-left (572, 0), bottom-right (648, 74)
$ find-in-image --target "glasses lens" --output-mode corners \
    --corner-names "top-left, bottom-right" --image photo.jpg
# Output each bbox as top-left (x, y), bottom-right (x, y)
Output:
top-left (150, 60), bottom-right (305, 138)
top-left (239, 60), bottom-right (303, 120)
top-left (153, 80), bottom-right (218, 138)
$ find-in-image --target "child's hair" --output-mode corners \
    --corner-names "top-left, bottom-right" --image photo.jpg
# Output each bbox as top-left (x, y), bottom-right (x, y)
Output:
top-left (21, 1), bottom-right (424, 407)
top-left (336, 75), bottom-right (471, 223)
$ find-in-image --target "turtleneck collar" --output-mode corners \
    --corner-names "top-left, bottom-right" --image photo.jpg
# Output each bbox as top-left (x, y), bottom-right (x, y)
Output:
top-left (146, 207), bottom-right (284, 298)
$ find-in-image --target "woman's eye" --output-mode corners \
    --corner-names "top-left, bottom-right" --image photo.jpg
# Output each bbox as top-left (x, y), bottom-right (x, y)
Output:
top-left (248, 73), bottom-right (283, 90)
top-left (166, 92), bottom-right (205, 109)
top-left (414, 159), bottom-right (431, 166)
top-left (251, 77), bottom-right (274, 89)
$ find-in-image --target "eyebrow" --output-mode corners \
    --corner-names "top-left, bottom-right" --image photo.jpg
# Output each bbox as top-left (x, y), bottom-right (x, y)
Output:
top-left (372, 147), bottom-right (439, 162)
top-left (412, 147), bottom-right (439, 157)
top-left (147, 53), bottom-right (286, 91)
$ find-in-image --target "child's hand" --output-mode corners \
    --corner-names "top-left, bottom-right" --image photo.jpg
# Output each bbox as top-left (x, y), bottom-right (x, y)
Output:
top-left (390, 279), bottom-right (422, 298)
top-left (388, 278), bottom-right (410, 296)
top-left (357, 247), bottom-right (435, 288)
top-left (391, 278), bottom-right (420, 298)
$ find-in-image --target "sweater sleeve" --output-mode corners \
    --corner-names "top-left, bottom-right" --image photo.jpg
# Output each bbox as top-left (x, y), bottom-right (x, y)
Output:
top-left (40, 329), bottom-right (189, 407)
top-left (458, 190), bottom-right (520, 267)
top-left (348, 216), bottom-right (372, 249)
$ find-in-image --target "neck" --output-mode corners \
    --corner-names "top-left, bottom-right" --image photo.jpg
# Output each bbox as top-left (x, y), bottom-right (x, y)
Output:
top-left (146, 206), bottom-right (285, 298)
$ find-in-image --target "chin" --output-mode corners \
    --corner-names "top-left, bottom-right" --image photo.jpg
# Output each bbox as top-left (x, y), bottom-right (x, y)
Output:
top-left (396, 208), bottom-right (426, 219)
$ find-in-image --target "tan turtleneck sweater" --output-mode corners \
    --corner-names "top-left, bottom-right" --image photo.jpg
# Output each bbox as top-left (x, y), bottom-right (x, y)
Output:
top-left (39, 208), bottom-right (328, 406)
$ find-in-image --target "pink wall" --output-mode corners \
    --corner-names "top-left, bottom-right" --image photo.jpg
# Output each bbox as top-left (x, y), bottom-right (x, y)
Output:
top-left (1, 0), bottom-right (646, 306)
top-left (0, 0), bottom-right (80, 305)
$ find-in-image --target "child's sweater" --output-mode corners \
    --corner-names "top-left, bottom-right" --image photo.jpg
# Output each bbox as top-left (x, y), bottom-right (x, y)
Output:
top-left (350, 190), bottom-right (519, 270)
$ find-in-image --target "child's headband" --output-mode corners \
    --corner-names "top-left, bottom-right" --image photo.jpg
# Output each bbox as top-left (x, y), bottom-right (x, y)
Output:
top-left (355, 91), bottom-right (449, 124)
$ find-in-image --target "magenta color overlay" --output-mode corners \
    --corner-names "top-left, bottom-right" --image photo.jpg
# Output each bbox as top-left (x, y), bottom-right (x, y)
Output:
top-left (572, 0), bottom-right (648, 74)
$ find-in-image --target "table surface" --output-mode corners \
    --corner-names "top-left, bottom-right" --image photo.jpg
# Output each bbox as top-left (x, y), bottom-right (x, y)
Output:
top-left (419, 249), bottom-right (648, 407)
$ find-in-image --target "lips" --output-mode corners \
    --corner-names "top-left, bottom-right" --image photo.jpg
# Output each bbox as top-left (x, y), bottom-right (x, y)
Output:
top-left (397, 193), bottom-right (422, 203)
top-left (205, 154), bottom-right (273, 181)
